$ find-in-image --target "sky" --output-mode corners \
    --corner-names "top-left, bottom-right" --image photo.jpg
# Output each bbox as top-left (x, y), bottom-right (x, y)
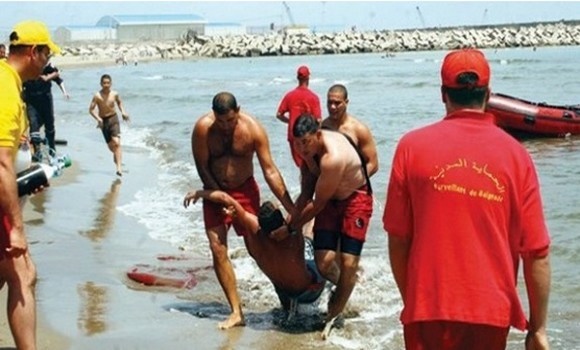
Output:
top-left (1, 1), bottom-right (580, 36)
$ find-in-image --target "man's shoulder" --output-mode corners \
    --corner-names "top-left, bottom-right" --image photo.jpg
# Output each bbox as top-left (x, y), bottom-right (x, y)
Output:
top-left (239, 112), bottom-right (261, 128)
top-left (347, 115), bottom-right (371, 133)
top-left (44, 64), bottom-right (58, 74)
top-left (195, 111), bottom-right (214, 124)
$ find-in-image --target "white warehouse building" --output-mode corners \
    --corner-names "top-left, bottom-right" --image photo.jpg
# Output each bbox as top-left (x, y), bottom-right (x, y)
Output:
top-left (54, 14), bottom-right (248, 44)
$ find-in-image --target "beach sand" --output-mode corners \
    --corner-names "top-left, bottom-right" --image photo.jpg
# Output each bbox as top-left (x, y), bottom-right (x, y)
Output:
top-left (0, 288), bottom-right (69, 349)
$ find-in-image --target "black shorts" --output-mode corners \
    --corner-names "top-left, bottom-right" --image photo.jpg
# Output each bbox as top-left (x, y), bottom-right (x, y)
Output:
top-left (101, 114), bottom-right (121, 143)
top-left (313, 229), bottom-right (364, 256)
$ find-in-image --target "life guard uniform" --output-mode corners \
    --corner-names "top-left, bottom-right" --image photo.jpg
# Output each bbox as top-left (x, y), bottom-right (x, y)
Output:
top-left (383, 110), bottom-right (551, 346)
top-left (277, 86), bottom-right (321, 167)
top-left (203, 177), bottom-right (260, 237)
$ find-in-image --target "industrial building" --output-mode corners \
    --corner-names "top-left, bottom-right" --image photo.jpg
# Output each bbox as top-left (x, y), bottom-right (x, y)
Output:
top-left (95, 14), bottom-right (206, 42)
top-left (54, 25), bottom-right (115, 43)
top-left (54, 14), bottom-right (245, 44)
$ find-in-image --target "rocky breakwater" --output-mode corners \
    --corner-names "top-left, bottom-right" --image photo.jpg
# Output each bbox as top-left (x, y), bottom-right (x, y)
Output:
top-left (59, 21), bottom-right (580, 63)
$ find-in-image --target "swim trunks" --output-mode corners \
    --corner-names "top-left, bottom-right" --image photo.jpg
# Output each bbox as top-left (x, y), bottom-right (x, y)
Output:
top-left (404, 321), bottom-right (510, 350)
top-left (202, 177), bottom-right (260, 236)
top-left (0, 214), bottom-right (11, 260)
top-left (275, 237), bottom-right (326, 304)
top-left (313, 185), bottom-right (373, 242)
top-left (100, 114), bottom-right (121, 143)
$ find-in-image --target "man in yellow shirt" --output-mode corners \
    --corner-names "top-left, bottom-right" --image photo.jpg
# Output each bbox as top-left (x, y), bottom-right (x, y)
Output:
top-left (0, 20), bottom-right (60, 350)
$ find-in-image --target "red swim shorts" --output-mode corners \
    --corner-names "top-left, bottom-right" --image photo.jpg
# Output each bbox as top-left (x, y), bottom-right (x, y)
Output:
top-left (203, 177), bottom-right (260, 236)
top-left (404, 321), bottom-right (509, 350)
top-left (313, 186), bottom-right (373, 242)
top-left (0, 213), bottom-right (11, 259)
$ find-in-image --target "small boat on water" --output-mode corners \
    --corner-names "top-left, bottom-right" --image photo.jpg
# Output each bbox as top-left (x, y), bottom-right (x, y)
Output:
top-left (486, 93), bottom-right (580, 138)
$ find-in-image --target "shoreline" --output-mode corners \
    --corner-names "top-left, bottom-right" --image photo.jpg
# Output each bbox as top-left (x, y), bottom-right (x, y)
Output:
top-left (52, 20), bottom-right (580, 67)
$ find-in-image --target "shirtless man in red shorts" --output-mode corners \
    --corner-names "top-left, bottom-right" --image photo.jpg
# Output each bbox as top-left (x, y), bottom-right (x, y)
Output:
top-left (271, 114), bottom-right (373, 338)
top-left (189, 91), bottom-right (295, 329)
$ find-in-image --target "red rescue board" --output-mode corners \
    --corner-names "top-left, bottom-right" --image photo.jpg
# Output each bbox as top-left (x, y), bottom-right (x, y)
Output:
top-left (127, 264), bottom-right (199, 289)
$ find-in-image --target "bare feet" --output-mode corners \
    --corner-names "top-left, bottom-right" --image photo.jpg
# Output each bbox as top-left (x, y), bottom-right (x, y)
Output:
top-left (321, 315), bottom-right (338, 340)
top-left (218, 313), bottom-right (245, 330)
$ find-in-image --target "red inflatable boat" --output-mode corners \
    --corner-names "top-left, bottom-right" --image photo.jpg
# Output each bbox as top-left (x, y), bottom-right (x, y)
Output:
top-left (486, 93), bottom-right (580, 137)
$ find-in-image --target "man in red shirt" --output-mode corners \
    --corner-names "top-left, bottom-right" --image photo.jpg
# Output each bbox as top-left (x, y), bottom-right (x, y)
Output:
top-left (383, 49), bottom-right (551, 350)
top-left (276, 65), bottom-right (321, 167)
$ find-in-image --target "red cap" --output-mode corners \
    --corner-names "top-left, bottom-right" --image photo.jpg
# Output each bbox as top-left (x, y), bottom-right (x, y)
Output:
top-left (297, 65), bottom-right (310, 79)
top-left (441, 49), bottom-right (490, 88)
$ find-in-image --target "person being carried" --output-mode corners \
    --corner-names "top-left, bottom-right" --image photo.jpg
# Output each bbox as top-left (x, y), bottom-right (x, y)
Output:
top-left (322, 83), bottom-right (378, 177)
top-left (383, 48), bottom-right (551, 350)
top-left (276, 65), bottom-right (322, 167)
top-left (88, 74), bottom-right (130, 176)
top-left (189, 91), bottom-right (295, 329)
top-left (23, 61), bottom-right (69, 159)
top-left (271, 114), bottom-right (373, 339)
top-left (183, 189), bottom-right (325, 318)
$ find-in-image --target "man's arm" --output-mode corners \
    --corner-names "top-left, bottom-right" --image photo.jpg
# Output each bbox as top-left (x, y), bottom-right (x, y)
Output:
top-left (191, 117), bottom-right (221, 190)
top-left (294, 164), bottom-right (316, 214)
top-left (276, 112), bottom-right (289, 124)
top-left (56, 82), bottom-right (70, 100)
top-left (114, 92), bottom-right (130, 121)
top-left (523, 253), bottom-right (551, 349)
top-left (290, 153), bottom-right (342, 229)
top-left (276, 95), bottom-right (290, 123)
top-left (388, 235), bottom-right (410, 302)
top-left (39, 69), bottom-right (58, 83)
top-left (183, 189), bottom-right (259, 235)
top-left (0, 147), bottom-right (27, 254)
top-left (356, 122), bottom-right (379, 177)
top-left (88, 95), bottom-right (103, 125)
top-left (312, 95), bottom-right (322, 119)
top-left (254, 120), bottom-right (295, 214)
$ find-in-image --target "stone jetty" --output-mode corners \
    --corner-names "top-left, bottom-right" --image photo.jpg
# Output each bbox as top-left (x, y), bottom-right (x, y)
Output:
top-left (57, 20), bottom-right (580, 64)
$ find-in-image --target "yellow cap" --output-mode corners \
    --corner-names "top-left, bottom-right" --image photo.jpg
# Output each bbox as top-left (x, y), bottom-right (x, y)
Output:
top-left (10, 20), bottom-right (61, 55)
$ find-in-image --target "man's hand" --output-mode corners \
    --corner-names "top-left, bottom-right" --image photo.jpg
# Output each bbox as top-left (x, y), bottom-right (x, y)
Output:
top-left (6, 227), bottom-right (27, 257)
top-left (122, 114), bottom-right (131, 123)
top-left (183, 190), bottom-right (202, 208)
top-left (222, 205), bottom-right (237, 217)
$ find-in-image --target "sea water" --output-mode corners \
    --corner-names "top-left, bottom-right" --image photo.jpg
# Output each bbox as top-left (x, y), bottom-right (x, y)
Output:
top-left (53, 46), bottom-right (580, 349)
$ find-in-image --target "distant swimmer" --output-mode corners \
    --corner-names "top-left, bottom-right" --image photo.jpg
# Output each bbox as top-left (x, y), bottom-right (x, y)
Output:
top-left (88, 74), bottom-right (131, 176)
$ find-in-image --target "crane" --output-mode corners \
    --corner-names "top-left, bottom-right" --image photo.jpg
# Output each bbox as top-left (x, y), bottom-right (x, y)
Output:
top-left (282, 1), bottom-right (296, 27)
top-left (416, 6), bottom-right (426, 28)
